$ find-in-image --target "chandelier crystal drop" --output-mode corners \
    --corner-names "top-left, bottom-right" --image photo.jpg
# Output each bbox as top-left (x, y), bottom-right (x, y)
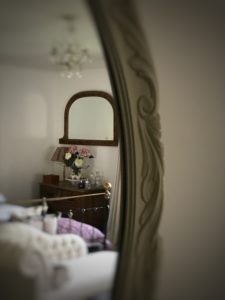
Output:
top-left (50, 15), bottom-right (92, 79)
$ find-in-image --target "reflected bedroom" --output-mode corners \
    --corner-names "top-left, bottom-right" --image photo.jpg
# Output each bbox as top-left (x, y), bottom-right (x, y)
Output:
top-left (0, 1), bottom-right (121, 299)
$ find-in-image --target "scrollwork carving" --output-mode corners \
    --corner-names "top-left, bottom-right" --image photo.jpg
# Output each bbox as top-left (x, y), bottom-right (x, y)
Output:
top-left (89, 0), bottom-right (164, 299)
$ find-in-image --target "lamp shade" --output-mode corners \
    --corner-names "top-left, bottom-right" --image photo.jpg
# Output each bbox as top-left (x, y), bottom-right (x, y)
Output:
top-left (51, 147), bottom-right (69, 181)
top-left (51, 146), bottom-right (69, 163)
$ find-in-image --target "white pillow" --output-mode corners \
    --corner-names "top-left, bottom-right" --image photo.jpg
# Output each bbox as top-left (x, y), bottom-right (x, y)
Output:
top-left (0, 204), bottom-right (43, 222)
top-left (12, 205), bottom-right (43, 218)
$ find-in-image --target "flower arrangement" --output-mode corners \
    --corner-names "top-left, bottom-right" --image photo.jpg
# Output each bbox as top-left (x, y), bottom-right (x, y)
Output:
top-left (64, 146), bottom-right (94, 179)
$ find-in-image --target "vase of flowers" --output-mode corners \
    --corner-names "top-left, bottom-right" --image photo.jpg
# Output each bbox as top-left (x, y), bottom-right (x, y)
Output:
top-left (64, 146), bottom-right (94, 180)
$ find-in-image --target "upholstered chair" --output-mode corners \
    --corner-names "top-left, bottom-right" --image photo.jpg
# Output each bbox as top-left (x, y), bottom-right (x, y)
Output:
top-left (0, 222), bottom-right (117, 300)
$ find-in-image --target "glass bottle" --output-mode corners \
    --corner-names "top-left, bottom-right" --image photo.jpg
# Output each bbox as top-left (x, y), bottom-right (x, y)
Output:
top-left (95, 171), bottom-right (102, 187)
top-left (85, 178), bottom-right (91, 189)
top-left (89, 172), bottom-right (95, 185)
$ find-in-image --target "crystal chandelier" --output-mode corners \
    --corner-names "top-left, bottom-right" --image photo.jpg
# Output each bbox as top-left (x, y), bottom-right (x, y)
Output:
top-left (50, 15), bottom-right (92, 79)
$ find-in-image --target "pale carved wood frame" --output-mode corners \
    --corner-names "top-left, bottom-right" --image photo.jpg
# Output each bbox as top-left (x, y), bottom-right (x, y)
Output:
top-left (89, 1), bottom-right (164, 300)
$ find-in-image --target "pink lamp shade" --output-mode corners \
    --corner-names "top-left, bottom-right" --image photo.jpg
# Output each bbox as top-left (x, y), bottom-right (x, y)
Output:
top-left (51, 146), bottom-right (69, 163)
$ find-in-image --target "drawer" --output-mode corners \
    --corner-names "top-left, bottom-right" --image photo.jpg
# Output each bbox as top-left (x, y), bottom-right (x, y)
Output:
top-left (40, 185), bottom-right (61, 198)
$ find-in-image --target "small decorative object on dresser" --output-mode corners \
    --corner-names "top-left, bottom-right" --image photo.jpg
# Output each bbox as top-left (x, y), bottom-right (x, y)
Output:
top-left (43, 174), bottom-right (59, 185)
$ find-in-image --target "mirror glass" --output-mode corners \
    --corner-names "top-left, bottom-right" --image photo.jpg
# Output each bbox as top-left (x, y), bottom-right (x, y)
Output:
top-left (69, 96), bottom-right (113, 140)
top-left (0, 2), bottom-right (122, 299)
top-left (59, 90), bottom-right (118, 146)
top-left (0, 0), bottom-right (120, 203)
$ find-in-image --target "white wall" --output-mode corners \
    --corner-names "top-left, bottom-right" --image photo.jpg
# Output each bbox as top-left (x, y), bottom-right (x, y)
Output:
top-left (138, 0), bottom-right (225, 299)
top-left (0, 63), bottom-right (119, 201)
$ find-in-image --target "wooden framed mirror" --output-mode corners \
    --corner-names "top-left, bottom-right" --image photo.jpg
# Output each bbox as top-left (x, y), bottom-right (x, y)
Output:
top-left (59, 90), bottom-right (118, 146)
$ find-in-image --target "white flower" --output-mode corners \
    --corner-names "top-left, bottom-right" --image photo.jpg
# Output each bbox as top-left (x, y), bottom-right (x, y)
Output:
top-left (65, 152), bottom-right (72, 160)
top-left (74, 158), bottom-right (83, 168)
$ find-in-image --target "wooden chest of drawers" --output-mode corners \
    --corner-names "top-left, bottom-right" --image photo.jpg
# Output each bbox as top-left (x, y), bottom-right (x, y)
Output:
top-left (40, 181), bottom-right (108, 232)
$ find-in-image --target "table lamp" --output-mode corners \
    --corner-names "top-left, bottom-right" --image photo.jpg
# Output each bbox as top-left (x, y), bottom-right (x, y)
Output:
top-left (51, 146), bottom-right (69, 180)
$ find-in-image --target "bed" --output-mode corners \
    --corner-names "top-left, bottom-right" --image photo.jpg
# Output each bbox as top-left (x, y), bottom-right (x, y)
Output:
top-left (0, 185), bottom-right (112, 252)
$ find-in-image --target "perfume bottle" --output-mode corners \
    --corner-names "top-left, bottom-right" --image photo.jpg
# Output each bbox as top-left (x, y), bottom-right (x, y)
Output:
top-left (78, 179), bottom-right (85, 189)
top-left (95, 171), bottom-right (102, 187)
top-left (84, 178), bottom-right (91, 189)
top-left (89, 172), bottom-right (95, 185)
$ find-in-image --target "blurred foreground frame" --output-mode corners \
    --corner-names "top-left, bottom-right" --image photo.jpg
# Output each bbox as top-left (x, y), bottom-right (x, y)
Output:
top-left (89, 0), bottom-right (164, 300)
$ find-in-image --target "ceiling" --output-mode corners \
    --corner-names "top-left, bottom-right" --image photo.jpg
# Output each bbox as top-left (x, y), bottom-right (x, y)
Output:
top-left (0, 0), bottom-right (105, 71)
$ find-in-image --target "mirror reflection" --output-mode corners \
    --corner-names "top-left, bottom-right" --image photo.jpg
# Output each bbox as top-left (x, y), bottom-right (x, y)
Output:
top-left (0, 1), bottom-right (121, 300)
top-left (69, 96), bottom-right (113, 140)
top-left (60, 90), bottom-right (118, 146)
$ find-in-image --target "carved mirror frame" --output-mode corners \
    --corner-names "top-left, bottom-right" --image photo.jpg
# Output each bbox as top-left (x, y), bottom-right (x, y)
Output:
top-left (89, 1), bottom-right (164, 300)
top-left (59, 90), bottom-right (118, 146)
